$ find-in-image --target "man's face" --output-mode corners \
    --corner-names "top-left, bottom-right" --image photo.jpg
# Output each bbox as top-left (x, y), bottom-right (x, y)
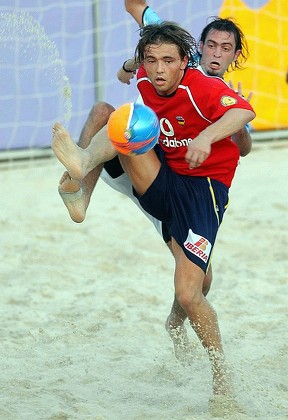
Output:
top-left (199, 29), bottom-right (241, 77)
top-left (143, 43), bottom-right (188, 96)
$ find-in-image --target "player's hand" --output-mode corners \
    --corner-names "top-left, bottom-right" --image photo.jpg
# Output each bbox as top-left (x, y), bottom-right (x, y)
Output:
top-left (229, 80), bottom-right (253, 103)
top-left (185, 137), bottom-right (211, 169)
top-left (117, 58), bottom-right (139, 85)
top-left (117, 67), bottom-right (136, 85)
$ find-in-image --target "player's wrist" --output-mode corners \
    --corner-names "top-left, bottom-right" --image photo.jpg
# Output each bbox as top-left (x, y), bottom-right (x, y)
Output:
top-left (122, 60), bottom-right (134, 73)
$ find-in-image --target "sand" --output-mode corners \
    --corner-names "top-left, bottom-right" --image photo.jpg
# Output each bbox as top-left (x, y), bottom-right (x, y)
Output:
top-left (1, 141), bottom-right (287, 419)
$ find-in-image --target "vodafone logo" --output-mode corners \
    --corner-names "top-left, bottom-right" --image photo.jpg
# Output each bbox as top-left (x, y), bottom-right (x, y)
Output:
top-left (159, 117), bottom-right (192, 148)
top-left (159, 117), bottom-right (174, 136)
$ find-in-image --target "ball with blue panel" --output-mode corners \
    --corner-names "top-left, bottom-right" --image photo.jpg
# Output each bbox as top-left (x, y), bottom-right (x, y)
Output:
top-left (107, 102), bottom-right (160, 155)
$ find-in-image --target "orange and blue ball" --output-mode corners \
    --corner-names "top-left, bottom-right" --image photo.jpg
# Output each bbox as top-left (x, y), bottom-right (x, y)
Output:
top-left (107, 102), bottom-right (160, 155)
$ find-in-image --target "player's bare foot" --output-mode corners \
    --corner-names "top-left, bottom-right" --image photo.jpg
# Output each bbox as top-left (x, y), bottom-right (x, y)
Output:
top-left (52, 122), bottom-right (88, 180)
top-left (165, 316), bottom-right (194, 366)
top-left (209, 349), bottom-right (234, 396)
top-left (58, 171), bottom-right (88, 223)
top-left (207, 351), bottom-right (244, 416)
top-left (208, 394), bottom-right (245, 418)
top-left (212, 367), bottom-right (234, 396)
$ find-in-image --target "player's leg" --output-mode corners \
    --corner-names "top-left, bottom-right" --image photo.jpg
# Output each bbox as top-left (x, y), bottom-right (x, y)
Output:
top-left (52, 121), bottom-right (116, 180)
top-left (101, 164), bottom-right (164, 235)
top-left (165, 259), bottom-right (213, 362)
top-left (172, 239), bottom-right (231, 395)
top-left (118, 149), bottom-right (161, 196)
top-left (52, 107), bottom-right (118, 193)
top-left (117, 152), bottom-right (220, 373)
top-left (102, 165), bottom-right (213, 344)
top-left (57, 102), bottom-right (115, 222)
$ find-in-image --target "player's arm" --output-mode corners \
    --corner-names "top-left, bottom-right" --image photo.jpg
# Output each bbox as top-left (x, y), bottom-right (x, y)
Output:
top-left (125, 1), bottom-right (162, 26)
top-left (118, 1), bottom-right (146, 83)
top-left (117, 58), bottom-right (141, 84)
top-left (125, 0), bottom-right (147, 26)
top-left (229, 81), bottom-right (253, 156)
top-left (232, 125), bottom-right (252, 157)
top-left (118, 1), bottom-right (162, 84)
top-left (185, 108), bottom-right (256, 169)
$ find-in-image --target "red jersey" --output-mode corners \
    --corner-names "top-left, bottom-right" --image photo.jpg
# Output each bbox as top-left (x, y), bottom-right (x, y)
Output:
top-left (137, 66), bottom-right (254, 187)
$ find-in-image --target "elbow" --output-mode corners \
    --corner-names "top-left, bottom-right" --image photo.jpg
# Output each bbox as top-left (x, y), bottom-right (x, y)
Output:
top-left (248, 110), bottom-right (256, 124)
top-left (240, 144), bottom-right (252, 157)
top-left (233, 128), bottom-right (253, 157)
top-left (125, 1), bottom-right (146, 26)
top-left (125, 1), bottom-right (134, 14)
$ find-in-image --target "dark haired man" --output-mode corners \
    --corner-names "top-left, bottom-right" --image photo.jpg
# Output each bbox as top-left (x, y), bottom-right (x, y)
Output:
top-left (56, 1), bottom-right (253, 365)
top-left (52, 20), bottom-right (255, 396)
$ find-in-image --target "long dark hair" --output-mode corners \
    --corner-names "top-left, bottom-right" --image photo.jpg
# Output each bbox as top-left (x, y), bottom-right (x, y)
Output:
top-left (135, 21), bottom-right (198, 68)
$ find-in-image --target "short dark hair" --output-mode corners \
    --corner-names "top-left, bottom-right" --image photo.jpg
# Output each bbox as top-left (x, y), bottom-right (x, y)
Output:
top-left (135, 21), bottom-right (198, 68)
top-left (200, 17), bottom-right (249, 71)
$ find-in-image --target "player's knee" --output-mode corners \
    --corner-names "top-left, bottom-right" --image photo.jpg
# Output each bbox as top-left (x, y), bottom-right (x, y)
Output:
top-left (176, 288), bottom-right (202, 311)
top-left (91, 102), bottom-right (115, 121)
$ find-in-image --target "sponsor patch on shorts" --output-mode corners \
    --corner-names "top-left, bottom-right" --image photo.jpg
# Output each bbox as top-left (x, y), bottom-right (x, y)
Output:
top-left (184, 229), bottom-right (212, 263)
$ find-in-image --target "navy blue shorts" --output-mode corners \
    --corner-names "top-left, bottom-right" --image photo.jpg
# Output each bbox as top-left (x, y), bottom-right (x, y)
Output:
top-left (134, 152), bottom-right (229, 273)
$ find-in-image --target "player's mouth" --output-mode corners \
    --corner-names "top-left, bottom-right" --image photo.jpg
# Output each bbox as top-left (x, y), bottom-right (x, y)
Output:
top-left (154, 76), bottom-right (166, 86)
top-left (209, 61), bottom-right (220, 70)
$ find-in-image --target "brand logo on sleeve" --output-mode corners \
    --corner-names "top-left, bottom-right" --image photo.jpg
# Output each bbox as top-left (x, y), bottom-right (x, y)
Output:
top-left (220, 96), bottom-right (237, 106)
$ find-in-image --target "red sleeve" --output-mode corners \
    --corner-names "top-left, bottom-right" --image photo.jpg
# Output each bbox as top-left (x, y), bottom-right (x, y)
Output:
top-left (195, 77), bottom-right (254, 122)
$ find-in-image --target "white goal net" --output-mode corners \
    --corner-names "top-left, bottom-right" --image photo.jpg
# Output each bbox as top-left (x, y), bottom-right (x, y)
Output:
top-left (1, 0), bottom-right (287, 153)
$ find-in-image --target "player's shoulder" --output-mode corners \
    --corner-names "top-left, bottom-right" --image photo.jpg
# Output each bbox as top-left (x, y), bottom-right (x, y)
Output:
top-left (182, 66), bottom-right (209, 83)
top-left (191, 66), bottom-right (227, 82)
top-left (184, 67), bottom-right (229, 90)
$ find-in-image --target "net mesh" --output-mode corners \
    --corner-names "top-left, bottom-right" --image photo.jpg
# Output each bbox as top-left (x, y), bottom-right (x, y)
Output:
top-left (0, 0), bottom-right (287, 153)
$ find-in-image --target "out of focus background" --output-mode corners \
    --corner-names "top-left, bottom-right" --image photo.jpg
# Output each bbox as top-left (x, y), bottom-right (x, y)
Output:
top-left (1, 0), bottom-right (288, 156)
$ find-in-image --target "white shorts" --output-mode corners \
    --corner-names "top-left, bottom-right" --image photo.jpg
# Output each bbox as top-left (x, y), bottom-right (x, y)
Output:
top-left (100, 168), bottom-right (163, 237)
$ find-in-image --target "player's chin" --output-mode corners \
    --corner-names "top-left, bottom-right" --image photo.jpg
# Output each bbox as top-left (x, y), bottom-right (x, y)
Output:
top-left (207, 69), bottom-right (221, 77)
top-left (155, 86), bottom-right (172, 97)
